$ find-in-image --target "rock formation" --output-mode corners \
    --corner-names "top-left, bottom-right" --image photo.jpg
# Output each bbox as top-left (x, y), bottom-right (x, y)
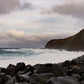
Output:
top-left (45, 29), bottom-right (84, 51)
top-left (1, 55), bottom-right (84, 84)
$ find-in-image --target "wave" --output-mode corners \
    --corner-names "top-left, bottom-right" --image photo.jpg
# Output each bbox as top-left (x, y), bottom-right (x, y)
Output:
top-left (0, 49), bottom-right (23, 53)
top-left (0, 48), bottom-right (84, 67)
top-left (0, 48), bottom-right (44, 57)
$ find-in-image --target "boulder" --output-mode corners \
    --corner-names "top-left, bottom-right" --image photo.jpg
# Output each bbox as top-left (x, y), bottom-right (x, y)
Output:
top-left (71, 60), bottom-right (77, 66)
top-left (1, 75), bottom-right (12, 84)
top-left (5, 77), bottom-right (15, 84)
top-left (16, 62), bottom-right (26, 73)
top-left (72, 74), bottom-right (81, 80)
top-left (29, 73), bottom-right (54, 84)
top-left (7, 64), bottom-right (16, 76)
top-left (0, 72), bottom-right (6, 78)
top-left (62, 60), bottom-right (71, 67)
top-left (80, 73), bottom-right (84, 80)
top-left (1, 68), bottom-right (7, 73)
top-left (47, 76), bottom-right (80, 84)
top-left (37, 64), bottom-right (63, 77)
top-left (23, 65), bottom-right (34, 76)
top-left (17, 65), bottom-right (34, 76)
top-left (81, 81), bottom-right (84, 84)
top-left (16, 72), bottom-right (30, 83)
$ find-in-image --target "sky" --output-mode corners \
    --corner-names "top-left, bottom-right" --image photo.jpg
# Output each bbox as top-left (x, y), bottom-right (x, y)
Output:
top-left (0, 0), bottom-right (84, 48)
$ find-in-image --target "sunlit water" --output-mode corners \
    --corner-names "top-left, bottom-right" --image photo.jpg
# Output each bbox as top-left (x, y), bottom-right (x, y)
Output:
top-left (0, 48), bottom-right (84, 67)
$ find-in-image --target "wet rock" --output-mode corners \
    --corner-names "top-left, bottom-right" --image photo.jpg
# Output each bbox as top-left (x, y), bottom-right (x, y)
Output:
top-left (15, 82), bottom-right (29, 84)
top-left (52, 65), bottom-right (64, 77)
top-left (62, 60), bottom-right (71, 67)
top-left (72, 65), bottom-right (80, 70)
top-left (0, 78), bottom-right (3, 83)
top-left (78, 65), bottom-right (84, 74)
top-left (37, 64), bottom-right (63, 77)
top-left (19, 82), bottom-right (29, 84)
top-left (16, 73), bottom-right (29, 83)
top-left (66, 65), bottom-right (81, 76)
top-left (0, 72), bottom-right (6, 78)
top-left (24, 65), bottom-right (34, 76)
top-left (1, 55), bottom-right (84, 84)
top-left (0, 68), bottom-right (2, 72)
top-left (17, 65), bottom-right (34, 76)
top-left (33, 64), bottom-right (43, 73)
top-left (33, 64), bottom-right (52, 71)
top-left (71, 65), bottom-right (80, 74)
top-left (5, 77), bottom-right (15, 84)
top-left (1, 68), bottom-right (7, 73)
top-left (81, 80), bottom-right (84, 84)
top-left (72, 74), bottom-right (81, 80)
top-left (7, 64), bottom-right (16, 76)
top-left (47, 76), bottom-right (80, 84)
top-left (16, 62), bottom-right (26, 73)
top-left (44, 64), bottom-right (53, 67)
top-left (1, 75), bottom-right (12, 83)
top-left (79, 61), bottom-right (84, 65)
top-left (75, 55), bottom-right (84, 63)
top-left (67, 69), bottom-right (73, 76)
top-left (80, 73), bottom-right (84, 80)
top-left (71, 60), bottom-right (77, 65)
top-left (29, 73), bottom-right (54, 84)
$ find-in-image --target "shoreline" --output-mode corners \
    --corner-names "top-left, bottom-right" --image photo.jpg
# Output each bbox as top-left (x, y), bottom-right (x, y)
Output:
top-left (1, 48), bottom-right (84, 68)
top-left (0, 55), bottom-right (84, 84)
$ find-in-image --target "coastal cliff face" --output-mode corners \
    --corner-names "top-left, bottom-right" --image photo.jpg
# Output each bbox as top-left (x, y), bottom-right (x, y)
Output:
top-left (45, 29), bottom-right (84, 51)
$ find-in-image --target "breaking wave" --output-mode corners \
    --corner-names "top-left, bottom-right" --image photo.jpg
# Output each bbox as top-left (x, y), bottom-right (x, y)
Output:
top-left (0, 48), bottom-right (84, 67)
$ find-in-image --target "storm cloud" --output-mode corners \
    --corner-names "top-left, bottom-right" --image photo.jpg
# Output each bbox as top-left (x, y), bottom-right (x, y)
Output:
top-left (0, 0), bottom-right (31, 14)
top-left (52, 1), bottom-right (84, 20)
top-left (0, 29), bottom-right (74, 48)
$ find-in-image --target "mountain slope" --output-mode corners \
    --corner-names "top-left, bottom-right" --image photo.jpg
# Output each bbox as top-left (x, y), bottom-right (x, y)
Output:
top-left (45, 29), bottom-right (84, 51)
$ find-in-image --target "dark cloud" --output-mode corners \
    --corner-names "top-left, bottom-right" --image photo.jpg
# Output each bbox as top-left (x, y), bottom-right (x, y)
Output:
top-left (52, 2), bottom-right (84, 20)
top-left (0, 29), bottom-right (74, 48)
top-left (0, 0), bottom-right (31, 14)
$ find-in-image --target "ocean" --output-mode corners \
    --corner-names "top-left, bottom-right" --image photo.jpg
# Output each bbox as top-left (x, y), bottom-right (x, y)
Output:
top-left (0, 48), bottom-right (84, 68)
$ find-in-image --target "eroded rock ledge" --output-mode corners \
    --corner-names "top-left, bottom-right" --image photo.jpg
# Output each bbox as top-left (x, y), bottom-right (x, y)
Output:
top-left (0, 55), bottom-right (84, 84)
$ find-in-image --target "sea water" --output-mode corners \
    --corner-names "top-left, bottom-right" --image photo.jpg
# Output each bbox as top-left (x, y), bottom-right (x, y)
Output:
top-left (0, 48), bottom-right (84, 68)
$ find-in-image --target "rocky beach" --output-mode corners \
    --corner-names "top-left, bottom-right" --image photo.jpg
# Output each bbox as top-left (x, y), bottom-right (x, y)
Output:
top-left (1, 29), bottom-right (84, 84)
top-left (0, 0), bottom-right (84, 84)
top-left (0, 55), bottom-right (84, 84)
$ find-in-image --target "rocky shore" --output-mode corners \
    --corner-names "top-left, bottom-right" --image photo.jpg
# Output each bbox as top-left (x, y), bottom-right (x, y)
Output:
top-left (1, 55), bottom-right (84, 84)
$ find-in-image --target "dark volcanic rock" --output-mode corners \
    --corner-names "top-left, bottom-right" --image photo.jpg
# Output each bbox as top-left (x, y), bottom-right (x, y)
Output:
top-left (81, 80), bottom-right (84, 84)
top-left (7, 64), bottom-right (16, 76)
top-left (29, 73), bottom-right (54, 84)
top-left (62, 60), bottom-right (71, 67)
top-left (45, 29), bottom-right (84, 51)
top-left (5, 77), bottom-right (15, 84)
top-left (16, 62), bottom-right (26, 72)
top-left (1, 68), bottom-right (7, 73)
top-left (71, 60), bottom-right (77, 66)
top-left (1, 55), bottom-right (84, 84)
top-left (16, 74), bottom-right (29, 83)
top-left (47, 76), bottom-right (80, 84)
top-left (36, 64), bottom-right (64, 77)
top-left (1, 75), bottom-right (12, 84)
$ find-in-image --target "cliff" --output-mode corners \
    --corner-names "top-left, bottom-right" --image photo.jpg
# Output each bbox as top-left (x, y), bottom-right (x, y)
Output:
top-left (45, 29), bottom-right (84, 51)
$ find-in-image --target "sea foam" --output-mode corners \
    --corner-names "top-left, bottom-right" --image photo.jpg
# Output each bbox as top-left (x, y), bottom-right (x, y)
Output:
top-left (0, 48), bottom-right (84, 67)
